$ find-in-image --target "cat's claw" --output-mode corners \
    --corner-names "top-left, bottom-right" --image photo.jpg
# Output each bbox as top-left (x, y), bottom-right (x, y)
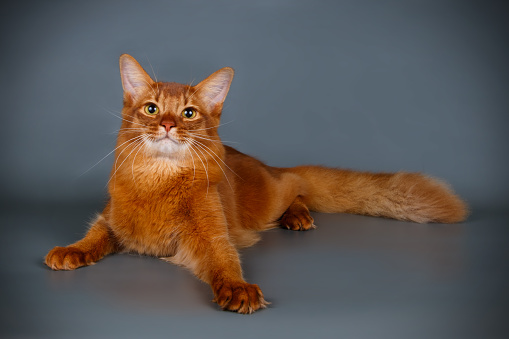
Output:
top-left (213, 281), bottom-right (269, 314)
top-left (45, 246), bottom-right (96, 270)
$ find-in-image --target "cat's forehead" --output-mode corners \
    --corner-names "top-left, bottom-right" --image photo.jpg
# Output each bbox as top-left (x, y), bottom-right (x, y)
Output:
top-left (146, 82), bottom-right (187, 108)
top-left (157, 82), bottom-right (189, 100)
top-left (153, 82), bottom-right (194, 110)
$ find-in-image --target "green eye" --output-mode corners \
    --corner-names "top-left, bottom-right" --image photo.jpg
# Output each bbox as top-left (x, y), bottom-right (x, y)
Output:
top-left (182, 108), bottom-right (196, 119)
top-left (144, 104), bottom-right (159, 115)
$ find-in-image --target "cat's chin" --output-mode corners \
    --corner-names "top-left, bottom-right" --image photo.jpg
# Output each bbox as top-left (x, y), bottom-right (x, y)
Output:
top-left (145, 137), bottom-right (186, 159)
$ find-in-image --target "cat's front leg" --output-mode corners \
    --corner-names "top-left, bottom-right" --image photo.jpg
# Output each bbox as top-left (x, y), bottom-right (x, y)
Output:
top-left (212, 278), bottom-right (267, 314)
top-left (172, 226), bottom-right (268, 314)
top-left (45, 214), bottom-right (119, 270)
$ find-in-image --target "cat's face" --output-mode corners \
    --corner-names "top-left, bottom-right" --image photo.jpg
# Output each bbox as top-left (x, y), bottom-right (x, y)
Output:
top-left (118, 54), bottom-right (233, 160)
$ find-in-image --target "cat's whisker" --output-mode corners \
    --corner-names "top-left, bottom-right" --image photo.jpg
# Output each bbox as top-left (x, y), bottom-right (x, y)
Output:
top-left (102, 107), bottom-right (138, 123)
top-left (187, 139), bottom-right (234, 191)
top-left (102, 108), bottom-right (150, 128)
top-left (103, 107), bottom-right (123, 114)
top-left (185, 138), bottom-right (210, 177)
top-left (108, 137), bottom-right (147, 189)
top-left (192, 142), bottom-right (233, 191)
top-left (190, 139), bottom-right (243, 181)
top-left (80, 134), bottom-right (146, 176)
top-left (104, 109), bottom-right (148, 128)
top-left (145, 55), bottom-right (159, 93)
top-left (116, 131), bottom-right (144, 136)
top-left (116, 128), bottom-right (150, 134)
top-left (185, 132), bottom-right (221, 142)
top-left (186, 87), bottom-right (200, 102)
top-left (184, 140), bottom-right (209, 196)
top-left (131, 135), bottom-right (149, 184)
top-left (184, 78), bottom-right (196, 102)
top-left (115, 128), bottom-right (148, 134)
top-left (143, 79), bottom-right (158, 97)
top-left (119, 137), bottom-right (147, 172)
top-left (187, 120), bottom-right (235, 132)
top-left (183, 141), bottom-right (196, 186)
top-left (186, 132), bottom-right (238, 145)
top-left (118, 128), bottom-right (149, 131)
top-left (113, 135), bottom-right (147, 170)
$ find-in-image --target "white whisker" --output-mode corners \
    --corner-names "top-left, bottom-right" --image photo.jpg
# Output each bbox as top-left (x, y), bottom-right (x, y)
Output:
top-left (102, 107), bottom-right (150, 128)
top-left (113, 135), bottom-right (146, 172)
top-left (108, 137), bottom-right (147, 189)
top-left (184, 78), bottom-right (196, 102)
top-left (186, 132), bottom-right (237, 145)
top-left (185, 141), bottom-right (209, 196)
top-left (145, 55), bottom-right (159, 92)
top-left (80, 134), bottom-right (146, 176)
top-left (143, 79), bottom-right (158, 97)
top-left (186, 88), bottom-right (199, 102)
top-left (186, 138), bottom-right (233, 190)
top-left (131, 135), bottom-right (148, 184)
top-left (190, 138), bottom-right (243, 181)
top-left (114, 128), bottom-right (149, 135)
top-left (187, 120), bottom-right (235, 132)
top-left (183, 142), bottom-right (196, 186)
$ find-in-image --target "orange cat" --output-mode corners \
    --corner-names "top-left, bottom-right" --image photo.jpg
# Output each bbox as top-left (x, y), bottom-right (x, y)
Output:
top-left (45, 54), bottom-right (468, 314)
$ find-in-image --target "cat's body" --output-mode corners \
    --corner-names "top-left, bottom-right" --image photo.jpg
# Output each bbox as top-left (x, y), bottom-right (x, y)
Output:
top-left (45, 55), bottom-right (468, 314)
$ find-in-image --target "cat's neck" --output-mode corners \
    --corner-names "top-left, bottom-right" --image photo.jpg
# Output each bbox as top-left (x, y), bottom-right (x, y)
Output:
top-left (110, 157), bottom-right (189, 197)
top-left (109, 133), bottom-right (227, 197)
top-left (111, 147), bottom-right (224, 196)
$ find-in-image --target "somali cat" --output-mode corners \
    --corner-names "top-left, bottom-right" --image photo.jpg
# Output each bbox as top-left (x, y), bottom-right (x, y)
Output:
top-left (45, 54), bottom-right (468, 314)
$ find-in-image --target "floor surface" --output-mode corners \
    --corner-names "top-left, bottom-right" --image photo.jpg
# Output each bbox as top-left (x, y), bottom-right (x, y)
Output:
top-left (1, 203), bottom-right (508, 339)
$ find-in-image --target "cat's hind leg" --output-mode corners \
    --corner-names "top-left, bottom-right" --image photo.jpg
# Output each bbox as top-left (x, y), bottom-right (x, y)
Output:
top-left (45, 214), bottom-right (119, 270)
top-left (279, 196), bottom-right (316, 231)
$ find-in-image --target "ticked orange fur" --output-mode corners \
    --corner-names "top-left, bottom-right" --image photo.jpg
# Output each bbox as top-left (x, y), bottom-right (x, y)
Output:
top-left (45, 54), bottom-right (468, 314)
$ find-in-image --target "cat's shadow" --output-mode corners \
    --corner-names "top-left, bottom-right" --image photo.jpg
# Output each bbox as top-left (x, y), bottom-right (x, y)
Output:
top-left (42, 254), bottom-right (217, 313)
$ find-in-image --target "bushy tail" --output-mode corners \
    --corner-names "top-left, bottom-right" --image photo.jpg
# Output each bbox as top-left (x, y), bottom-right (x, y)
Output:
top-left (289, 166), bottom-right (468, 223)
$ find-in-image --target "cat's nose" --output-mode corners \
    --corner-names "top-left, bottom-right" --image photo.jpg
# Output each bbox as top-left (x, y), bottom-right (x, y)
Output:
top-left (160, 120), bottom-right (176, 132)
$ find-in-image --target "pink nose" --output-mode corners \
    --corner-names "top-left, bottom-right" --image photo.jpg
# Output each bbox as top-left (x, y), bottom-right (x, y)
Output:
top-left (161, 120), bottom-right (176, 132)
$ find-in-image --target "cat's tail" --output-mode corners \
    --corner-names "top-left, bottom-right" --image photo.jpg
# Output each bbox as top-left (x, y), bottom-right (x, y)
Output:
top-left (287, 166), bottom-right (468, 223)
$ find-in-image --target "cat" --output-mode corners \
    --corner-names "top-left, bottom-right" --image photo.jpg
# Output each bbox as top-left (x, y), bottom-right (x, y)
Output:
top-left (45, 54), bottom-right (468, 314)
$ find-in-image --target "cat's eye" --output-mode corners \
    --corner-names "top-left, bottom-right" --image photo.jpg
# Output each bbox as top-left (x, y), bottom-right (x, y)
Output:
top-left (144, 104), bottom-right (159, 115)
top-left (182, 108), bottom-right (196, 119)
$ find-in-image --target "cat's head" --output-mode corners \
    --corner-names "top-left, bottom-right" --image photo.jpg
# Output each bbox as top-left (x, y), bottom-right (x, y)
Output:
top-left (117, 54), bottom-right (233, 160)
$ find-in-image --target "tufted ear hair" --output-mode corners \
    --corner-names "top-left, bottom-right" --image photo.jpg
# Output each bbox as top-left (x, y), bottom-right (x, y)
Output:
top-left (119, 54), bottom-right (154, 101)
top-left (194, 67), bottom-right (234, 112)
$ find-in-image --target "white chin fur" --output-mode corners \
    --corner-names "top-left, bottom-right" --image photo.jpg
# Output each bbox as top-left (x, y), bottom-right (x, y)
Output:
top-left (145, 138), bottom-right (186, 158)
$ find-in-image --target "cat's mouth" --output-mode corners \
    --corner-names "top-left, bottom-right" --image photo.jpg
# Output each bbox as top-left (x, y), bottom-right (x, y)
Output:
top-left (145, 133), bottom-right (187, 158)
top-left (154, 134), bottom-right (180, 144)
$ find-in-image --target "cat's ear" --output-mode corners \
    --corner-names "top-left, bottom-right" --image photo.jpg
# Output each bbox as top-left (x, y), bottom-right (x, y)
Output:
top-left (119, 54), bottom-right (154, 101)
top-left (194, 67), bottom-right (234, 112)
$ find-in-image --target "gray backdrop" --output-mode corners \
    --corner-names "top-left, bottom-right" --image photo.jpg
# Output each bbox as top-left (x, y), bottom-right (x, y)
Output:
top-left (1, 1), bottom-right (508, 339)
top-left (1, 0), bottom-right (508, 206)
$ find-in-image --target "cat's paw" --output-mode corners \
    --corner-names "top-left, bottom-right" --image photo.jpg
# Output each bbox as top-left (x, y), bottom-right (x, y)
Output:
top-left (280, 208), bottom-right (316, 231)
top-left (45, 246), bottom-right (95, 270)
top-left (213, 281), bottom-right (269, 314)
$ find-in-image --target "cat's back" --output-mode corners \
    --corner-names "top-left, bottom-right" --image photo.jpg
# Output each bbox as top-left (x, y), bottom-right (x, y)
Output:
top-left (224, 146), bottom-right (282, 179)
top-left (221, 146), bottom-right (303, 234)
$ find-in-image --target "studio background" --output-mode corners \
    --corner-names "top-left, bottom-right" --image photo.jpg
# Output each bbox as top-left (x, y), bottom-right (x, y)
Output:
top-left (1, 1), bottom-right (508, 338)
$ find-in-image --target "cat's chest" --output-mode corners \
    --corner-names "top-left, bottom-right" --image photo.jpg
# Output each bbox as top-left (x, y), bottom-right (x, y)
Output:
top-left (109, 187), bottom-right (194, 256)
